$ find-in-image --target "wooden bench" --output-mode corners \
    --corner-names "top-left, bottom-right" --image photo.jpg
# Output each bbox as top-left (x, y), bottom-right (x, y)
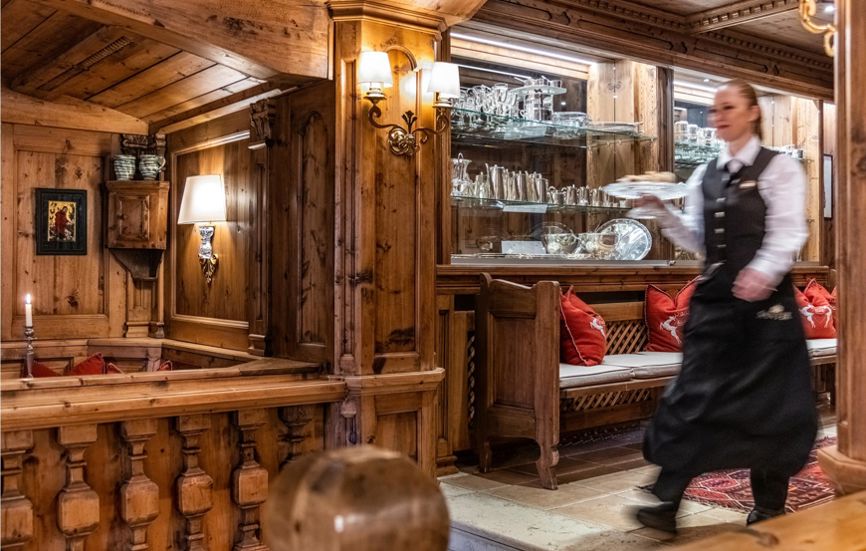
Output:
top-left (475, 274), bottom-right (837, 490)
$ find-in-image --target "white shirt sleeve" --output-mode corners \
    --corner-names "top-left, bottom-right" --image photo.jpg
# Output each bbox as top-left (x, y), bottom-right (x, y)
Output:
top-left (747, 155), bottom-right (808, 285)
top-left (655, 165), bottom-right (706, 255)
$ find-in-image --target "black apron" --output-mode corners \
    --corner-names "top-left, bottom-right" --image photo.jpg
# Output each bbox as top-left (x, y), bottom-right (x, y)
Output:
top-left (643, 149), bottom-right (818, 478)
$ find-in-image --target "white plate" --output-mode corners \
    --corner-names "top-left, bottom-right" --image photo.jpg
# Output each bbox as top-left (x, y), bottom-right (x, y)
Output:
top-left (602, 181), bottom-right (689, 201)
top-left (595, 218), bottom-right (652, 260)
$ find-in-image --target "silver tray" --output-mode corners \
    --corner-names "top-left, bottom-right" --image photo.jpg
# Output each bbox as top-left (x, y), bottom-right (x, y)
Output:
top-left (595, 218), bottom-right (652, 261)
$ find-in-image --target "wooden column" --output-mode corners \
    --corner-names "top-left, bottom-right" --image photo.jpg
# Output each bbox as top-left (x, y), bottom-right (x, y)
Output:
top-left (57, 425), bottom-right (100, 551)
top-left (119, 420), bottom-right (159, 551)
top-left (278, 407), bottom-right (312, 467)
top-left (231, 410), bottom-right (268, 551)
top-left (817, 0), bottom-right (866, 494)
top-left (1, 431), bottom-right (34, 549)
top-left (175, 415), bottom-right (214, 551)
top-left (247, 99), bottom-right (275, 356)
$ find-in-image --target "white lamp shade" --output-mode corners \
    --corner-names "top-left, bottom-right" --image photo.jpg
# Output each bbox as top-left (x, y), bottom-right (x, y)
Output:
top-left (177, 175), bottom-right (227, 224)
top-left (358, 51), bottom-right (393, 88)
top-left (427, 62), bottom-right (461, 99)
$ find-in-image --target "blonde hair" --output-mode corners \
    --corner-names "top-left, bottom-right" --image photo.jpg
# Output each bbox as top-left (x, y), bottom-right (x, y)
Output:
top-left (721, 79), bottom-right (763, 141)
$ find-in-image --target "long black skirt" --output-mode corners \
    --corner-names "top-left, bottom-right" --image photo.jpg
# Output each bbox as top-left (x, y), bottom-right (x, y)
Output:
top-left (643, 269), bottom-right (818, 478)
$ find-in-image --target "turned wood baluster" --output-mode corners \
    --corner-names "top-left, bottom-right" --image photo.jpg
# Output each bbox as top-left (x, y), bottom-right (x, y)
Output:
top-left (232, 410), bottom-right (268, 551)
top-left (175, 415), bottom-right (214, 551)
top-left (1, 431), bottom-right (34, 549)
top-left (120, 420), bottom-right (159, 551)
top-left (57, 425), bottom-right (100, 551)
top-left (277, 406), bottom-right (312, 466)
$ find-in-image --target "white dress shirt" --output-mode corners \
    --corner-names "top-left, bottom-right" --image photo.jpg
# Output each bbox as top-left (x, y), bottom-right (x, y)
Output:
top-left (657, 135), bottom-right (808, 286)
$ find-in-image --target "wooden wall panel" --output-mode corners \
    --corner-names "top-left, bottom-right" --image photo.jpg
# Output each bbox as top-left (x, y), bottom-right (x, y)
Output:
top-left (1, 123), bottom-right (127, 342)
top-left (269, 82), bottom-right (335, 363)
top-left (168, 118), bottom-right (253, 350)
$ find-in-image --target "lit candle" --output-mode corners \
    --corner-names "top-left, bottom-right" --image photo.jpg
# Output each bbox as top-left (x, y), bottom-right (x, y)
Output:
top-left (24, 294), bottom-right (33, 328)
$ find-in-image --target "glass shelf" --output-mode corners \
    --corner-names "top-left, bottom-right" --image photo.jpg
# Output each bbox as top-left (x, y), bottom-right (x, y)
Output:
top-left (451, 195), bottom-right (631, 213)
top-left (451, 108), bottom-right (655, 147)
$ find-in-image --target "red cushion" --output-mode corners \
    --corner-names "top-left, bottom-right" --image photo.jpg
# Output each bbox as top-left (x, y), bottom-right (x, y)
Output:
top-left (794, 285), bottom-right (836, 339)
top-left (644, 279), bottom-right (697, 352)
top-left (803, 279), bottom-right (838, 328)
top-left (156, 360), bottom-right (173, 372)
top-left (67, 353), bottom-right (106, 376)
top-left (28, 361), bottom-right (58, 378)
top-left (560, 287), bottom-right (607, 366)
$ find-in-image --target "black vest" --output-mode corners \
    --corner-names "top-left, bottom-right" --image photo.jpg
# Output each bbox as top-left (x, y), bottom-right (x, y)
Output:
top-left (702, 147), bottom-right (780, 276)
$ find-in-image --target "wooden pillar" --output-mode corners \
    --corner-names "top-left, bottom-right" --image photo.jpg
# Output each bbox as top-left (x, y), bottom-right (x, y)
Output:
top-left (119, 420), bottom-right (159, 551)
top-left (278, 406), bottom-right (313, 467)
top-left (231, 410), bottom-right (268, 551)
top-left (57, 425), bottom-right (100, 551)
top-left (1, 431), bottom-right (34, 549)
top-left (247, 99), bottom-right (275, 356)
top-left (817, 0), bottom-right (866, 494)
top-left (175, 415), bottom-right (214, 551)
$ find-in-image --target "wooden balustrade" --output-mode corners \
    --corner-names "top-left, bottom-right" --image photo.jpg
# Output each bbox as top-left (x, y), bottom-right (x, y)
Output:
top-left (0, 361), bottom-right (346, 549)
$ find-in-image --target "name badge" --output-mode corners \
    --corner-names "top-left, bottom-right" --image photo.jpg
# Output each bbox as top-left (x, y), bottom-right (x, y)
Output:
top-left (739, 180), bottom-right (757, 189)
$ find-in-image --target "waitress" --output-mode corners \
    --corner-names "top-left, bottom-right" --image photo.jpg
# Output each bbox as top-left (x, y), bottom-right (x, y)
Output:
top-left (634, 79), bottom-right (818, 534)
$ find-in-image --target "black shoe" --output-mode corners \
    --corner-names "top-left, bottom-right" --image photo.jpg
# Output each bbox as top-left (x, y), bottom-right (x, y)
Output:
top-left (635, 501), bottom-right (678, 534)
top-left (746, 507), bottom-right (785, 525)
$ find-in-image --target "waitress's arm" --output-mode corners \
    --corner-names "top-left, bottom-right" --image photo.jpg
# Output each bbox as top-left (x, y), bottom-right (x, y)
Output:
top-left (654, 165), bottom-right (706, 255)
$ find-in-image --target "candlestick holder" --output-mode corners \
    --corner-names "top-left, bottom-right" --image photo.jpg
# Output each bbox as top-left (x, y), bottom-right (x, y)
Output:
top-left (23, 327), bottom-right (35, 378)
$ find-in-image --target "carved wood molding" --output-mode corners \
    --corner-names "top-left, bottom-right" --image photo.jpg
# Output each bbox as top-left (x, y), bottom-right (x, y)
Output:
top-left (472, 0), bottom-right (833, 99)
top-left (687, 0), bottom-right (800, 33)
top-left (248, 99), bottom-right (276, 151)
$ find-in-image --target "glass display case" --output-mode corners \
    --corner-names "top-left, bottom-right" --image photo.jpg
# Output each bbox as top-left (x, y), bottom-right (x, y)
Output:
top-left (449, 59), bottom-right (676, 265)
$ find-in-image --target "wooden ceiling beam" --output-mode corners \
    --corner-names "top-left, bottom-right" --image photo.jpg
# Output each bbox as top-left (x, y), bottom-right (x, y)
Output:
top-left (470, 0), bottom-right (833, 100)
top-left (149, 80), bottom-right (289, 135)
top-left (687, 0), bottom-right (799, 33)
top-left (1, 86), bottom-right (148, 134)
top-left (31, 0), bottom-right (331, 81)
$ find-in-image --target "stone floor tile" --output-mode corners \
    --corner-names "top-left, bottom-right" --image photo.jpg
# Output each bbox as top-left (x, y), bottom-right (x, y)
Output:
top-left (487, 481), bottom-right (603, 510)
top-left (445, 473), bottom-right (511, 492)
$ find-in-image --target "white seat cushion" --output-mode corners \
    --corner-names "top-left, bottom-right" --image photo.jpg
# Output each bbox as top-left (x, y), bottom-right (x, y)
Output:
top-left (806, 338), bottom-right (837, 357)
top-left (559, 363), bottom-right (632, 389)
top-left (602, 352), bottom-right (682, 379)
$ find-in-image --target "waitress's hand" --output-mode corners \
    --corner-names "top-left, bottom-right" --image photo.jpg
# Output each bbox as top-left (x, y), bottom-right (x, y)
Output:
top-left (733, 267), bottom-right (776, 302)
top-left (635, 194), bottom-right (666, 210)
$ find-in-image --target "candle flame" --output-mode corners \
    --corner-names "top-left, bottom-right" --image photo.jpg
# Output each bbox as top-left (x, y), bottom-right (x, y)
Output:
top-left (25, 293), bottom-right (31, 304)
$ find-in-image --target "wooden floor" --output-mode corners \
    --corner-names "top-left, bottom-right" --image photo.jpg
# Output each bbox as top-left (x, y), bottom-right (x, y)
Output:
top-left (670, 490), bottom-right (866, 550)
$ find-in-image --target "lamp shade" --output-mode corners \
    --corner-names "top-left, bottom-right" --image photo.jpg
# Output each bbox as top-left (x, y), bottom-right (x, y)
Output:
top-left (177, 175), bottom-right (227, 224)
top-left (358, 51), bottom-right (393, 88)
top-left (427, 62), bottom-right (461, 99)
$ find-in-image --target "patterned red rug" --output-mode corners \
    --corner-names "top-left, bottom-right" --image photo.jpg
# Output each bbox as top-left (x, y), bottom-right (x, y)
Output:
top-left (681, 436), bottom-right (837, 513)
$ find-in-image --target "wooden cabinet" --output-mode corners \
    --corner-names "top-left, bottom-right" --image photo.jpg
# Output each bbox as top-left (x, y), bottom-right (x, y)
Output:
top-left (106, 180), bottom-right (169, 249)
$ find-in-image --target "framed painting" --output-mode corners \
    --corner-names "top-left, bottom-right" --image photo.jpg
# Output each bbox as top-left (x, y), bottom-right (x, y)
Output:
top-left (34, 188), bottom-right (87, 255)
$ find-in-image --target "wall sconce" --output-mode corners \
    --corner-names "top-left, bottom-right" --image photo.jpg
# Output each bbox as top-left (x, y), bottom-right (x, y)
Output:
top-left (799, 0), bottom-right (836, 57)
top-left (358, 51), bottom-right (460, 157)
top-left (177, 174), bottom-right (227, 285)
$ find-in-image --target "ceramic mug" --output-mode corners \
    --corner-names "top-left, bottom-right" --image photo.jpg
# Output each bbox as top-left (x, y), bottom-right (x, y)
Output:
top-left (113, 155), bottom-right (136, 180)
top-left (138, 155), bottom-right (166, 180)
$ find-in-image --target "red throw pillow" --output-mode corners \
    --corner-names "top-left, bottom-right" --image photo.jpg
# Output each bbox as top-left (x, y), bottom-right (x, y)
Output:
top-left (67, 353), bottom-right (106, 376)
top-left (804, 279), bottom-right (838, 328)
top-left (560, 287), bottom-right (607, 366)
top-left (156, 360), bottom-right (173, 372)
top-left (644, 279), bottom-right (698, 352)
top-left (28, 361), bottom-right (59, 378)
top-left (794, 285), bottom-right (836, 339)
